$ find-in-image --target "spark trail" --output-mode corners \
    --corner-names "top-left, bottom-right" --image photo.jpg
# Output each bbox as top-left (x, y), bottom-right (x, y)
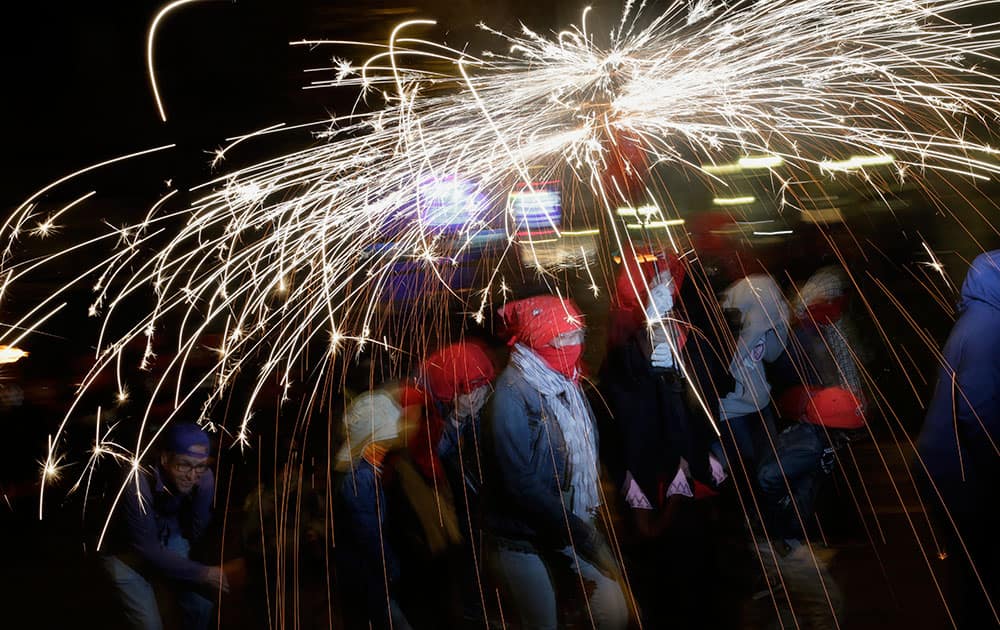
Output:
top-left (2, 0), bottom-right (1000, 517)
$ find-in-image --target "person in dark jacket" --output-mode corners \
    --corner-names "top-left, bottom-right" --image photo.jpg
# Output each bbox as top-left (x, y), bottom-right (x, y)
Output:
top-left (484, 295), bottom-right (628, 630)
top-left (917, 250), bottom-right (1000, 628)
top-left (102, 422), bottom-right (226, 630)
top-left (599, 252), bottom-right (730, 626)
top-left (333, 387), bottom-right (412, 630)
top-left (712, 274), bottom-right (790, 479)
top-left (759, 265), bottom-right (868, 545)
top-left (416, 342), bottom-right (496, 623)
top-left (601, 252), bottom-right (725, 533)
top-left (416, 341), bottom-right (496, 515)
top-left (754, 267), bottom-right (868, 629)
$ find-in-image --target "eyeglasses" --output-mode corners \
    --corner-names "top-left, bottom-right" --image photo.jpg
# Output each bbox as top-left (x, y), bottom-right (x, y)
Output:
top-left (172, 461), bottom-right (210, 474)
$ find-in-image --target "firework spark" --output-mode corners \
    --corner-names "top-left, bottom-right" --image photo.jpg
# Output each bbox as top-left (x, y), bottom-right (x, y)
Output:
top-left (2, 0), bottom-right (1000, 520)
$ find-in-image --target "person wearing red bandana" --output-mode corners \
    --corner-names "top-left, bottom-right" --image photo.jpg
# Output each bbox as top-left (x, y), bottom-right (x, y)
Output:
top-left (483, 295), bottom-right (628, 630)
top-left (756, 265), bottom-right (870, 627)
top-left (418, 341), bottom-right (495, 509)
top-left (599, 253), bottom-right (731, 626)
top-left (415, 342), bottom-right (497, 624)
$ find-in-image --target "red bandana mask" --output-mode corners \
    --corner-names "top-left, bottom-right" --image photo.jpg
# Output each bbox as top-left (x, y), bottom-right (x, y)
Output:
top-left (498, 295), bottom-right (585, 380)
top-left (534, 343), bottom-right (584, 380)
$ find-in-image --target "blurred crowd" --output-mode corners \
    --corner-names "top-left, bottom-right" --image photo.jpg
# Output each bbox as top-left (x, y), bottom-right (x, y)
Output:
top-left (2, 246), bottom-right (998, 630)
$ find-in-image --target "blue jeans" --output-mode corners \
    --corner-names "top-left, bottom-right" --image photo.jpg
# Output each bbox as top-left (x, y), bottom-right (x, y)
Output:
top-left (757, 423), bottom-right (831, 540)
top-left (103, 535), bottom-right (213, 630)
top-left (491, 543), bottom-right (628, 630)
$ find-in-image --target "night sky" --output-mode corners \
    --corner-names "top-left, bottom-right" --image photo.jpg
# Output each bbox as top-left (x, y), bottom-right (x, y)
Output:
top-left (2, 0), bottom-right (591, 208)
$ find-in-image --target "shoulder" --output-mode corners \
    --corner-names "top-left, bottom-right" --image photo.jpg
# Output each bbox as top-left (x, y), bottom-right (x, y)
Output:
top-left (338, 463), bottom-right (378, 503)
top-left (130, 467), bottom-right (157, 502)
top-left (490, 366), bottom-right (543, 420)
top-left (949, 306), bottom-right (1000, 364)
top-left (494, 365), bottom-right (531, 399)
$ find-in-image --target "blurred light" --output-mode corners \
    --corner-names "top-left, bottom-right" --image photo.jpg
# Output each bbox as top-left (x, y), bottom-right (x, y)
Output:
top-left (738, 155), bottom-right (785, 169)
top-left (713, 195), bottom-right (756, 206)
top-left (510, 180), bottom-right (561, 231)
top-left (866, 198), bottom-right (910, 211)
top-left (616, 204), bottom-right (660, 216)
top-left (701, 162), bottom-right (743, 175)
top-left (561, 228), bottom-right (600, 236)
top-left (753, 229), bottom-right (793, 236)
top-left (417, 178), bottom-right (487, 230)
top-left (820, 154), bottom-right (894, 172)
top-left (626, 218), bottom-right (685, 229)
top-left (469, 229), bottom-right (508, 244)
top-left (852, 154), bottom-right (895, 167)
top-left (0, 346), bottom-right (28, 364)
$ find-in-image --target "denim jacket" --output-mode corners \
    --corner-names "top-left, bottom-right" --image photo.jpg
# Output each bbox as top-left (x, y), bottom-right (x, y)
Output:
top-left (482, 365), bottom-right (600, 555)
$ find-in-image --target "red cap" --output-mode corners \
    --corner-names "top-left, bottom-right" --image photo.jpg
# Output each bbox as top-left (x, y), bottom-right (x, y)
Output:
top-left (804, 387), bottom-right (865, 430)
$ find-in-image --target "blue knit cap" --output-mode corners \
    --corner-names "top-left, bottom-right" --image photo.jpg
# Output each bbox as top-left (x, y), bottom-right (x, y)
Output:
top-left (163, 422), bottom-right (210, 458)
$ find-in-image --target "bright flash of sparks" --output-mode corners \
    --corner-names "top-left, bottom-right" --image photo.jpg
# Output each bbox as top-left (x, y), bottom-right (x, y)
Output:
top-left (0, 345), bottom-right (28, 364)
top-left (3, 0), bottom-right (1000, 517)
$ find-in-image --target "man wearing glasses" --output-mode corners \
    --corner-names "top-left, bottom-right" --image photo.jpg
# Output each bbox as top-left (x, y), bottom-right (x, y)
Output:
top-left (102, 422), bottom-right (227, 630)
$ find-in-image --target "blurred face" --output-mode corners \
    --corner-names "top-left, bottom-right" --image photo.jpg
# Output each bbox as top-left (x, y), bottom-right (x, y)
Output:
top-left (454, 384), bottom-right (490, 419)
top-left (160, 448), bottom-right (209, 495)
top-left (549, 328), bottom-right (585, 348)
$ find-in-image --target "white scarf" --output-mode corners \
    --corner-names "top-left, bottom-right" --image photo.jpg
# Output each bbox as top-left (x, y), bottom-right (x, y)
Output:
top-left (510, 344), bottom-right (600, 518)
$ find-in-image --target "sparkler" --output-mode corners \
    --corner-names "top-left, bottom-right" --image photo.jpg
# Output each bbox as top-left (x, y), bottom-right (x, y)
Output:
top-left (2, 2), bottom-right (1000, 587)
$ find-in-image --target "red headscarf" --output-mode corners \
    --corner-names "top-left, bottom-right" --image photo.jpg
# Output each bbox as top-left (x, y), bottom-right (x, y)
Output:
top-left (394, 381), bottom-right (444, 481)
top-left (608, 250), bottom-right (686, 349)
top-left (420, 342), bottom-right (495, 403)
top-left (410, 343), bottom-right (496, 481)
top-left (498, 295), bottom-right (583, 349)
top-left (686, 211), bottom-right (735, 256)
top-left (498, 295), bottom-right (585, 379)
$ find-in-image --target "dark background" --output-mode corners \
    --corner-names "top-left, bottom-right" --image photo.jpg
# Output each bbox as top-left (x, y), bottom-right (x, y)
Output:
top-left (2, 2), bottom-right (999, 628)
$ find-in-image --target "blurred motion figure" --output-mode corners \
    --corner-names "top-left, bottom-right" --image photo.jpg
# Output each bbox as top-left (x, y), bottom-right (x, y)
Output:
top-left (917, 250), bottom-right (1000, 628)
